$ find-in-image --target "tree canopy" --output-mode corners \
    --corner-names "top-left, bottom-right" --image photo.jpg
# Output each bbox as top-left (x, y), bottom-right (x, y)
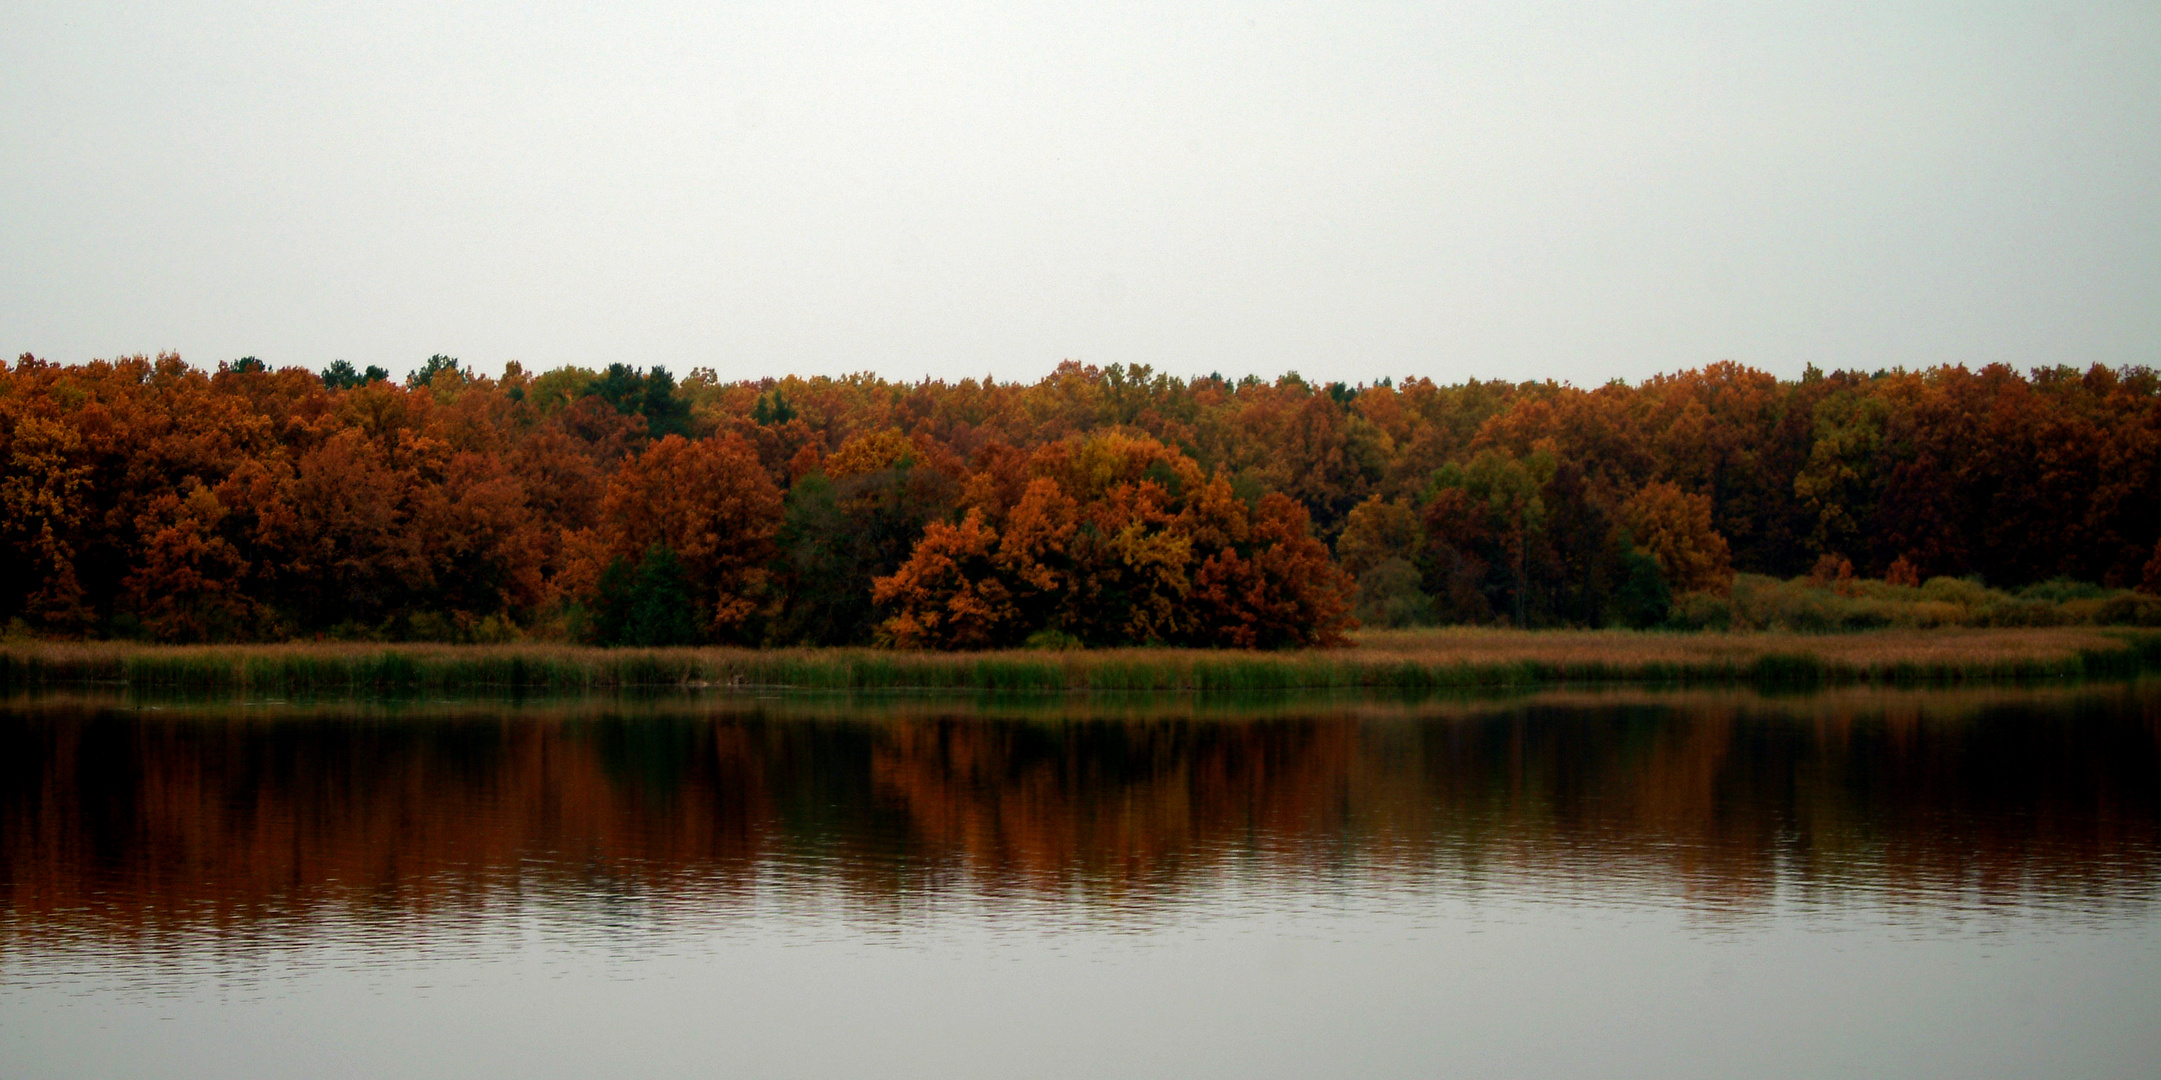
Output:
top-left (3, 353), bottom-right (2156, 645)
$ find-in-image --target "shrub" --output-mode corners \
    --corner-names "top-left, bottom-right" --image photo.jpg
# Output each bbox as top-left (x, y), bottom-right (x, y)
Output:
top-left (1666, 591), bottom-right (1733, 631)
top-left (1704, 571), bottom-right (2151, 633)
top-left (1355, 558), bottom-right (1438, 629)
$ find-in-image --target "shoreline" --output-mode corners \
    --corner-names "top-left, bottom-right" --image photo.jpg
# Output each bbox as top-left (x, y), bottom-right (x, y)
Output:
top-left (4, 627), bottom-right (2158, 696)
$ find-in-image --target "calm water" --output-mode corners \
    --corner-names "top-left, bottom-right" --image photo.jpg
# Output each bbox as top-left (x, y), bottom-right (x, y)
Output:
top-left (2, 684), bottom-right (2158, 1079)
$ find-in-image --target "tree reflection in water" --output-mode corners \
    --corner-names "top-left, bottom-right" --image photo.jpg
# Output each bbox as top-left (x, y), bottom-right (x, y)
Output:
top-left (2, 685), bottom-right (2156, 949)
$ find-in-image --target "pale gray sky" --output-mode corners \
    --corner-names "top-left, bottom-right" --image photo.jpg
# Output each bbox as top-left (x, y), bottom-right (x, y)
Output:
top-left (4, 1), bottom-right (2156, 386)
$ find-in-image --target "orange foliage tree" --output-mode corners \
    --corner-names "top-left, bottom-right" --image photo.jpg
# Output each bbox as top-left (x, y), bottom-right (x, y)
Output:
top-left (585, 433), bottom-right (783, 637)
top-left (875, 434), bottom-right (1353, 648)
top-left (2, 351), bottom-right (2156, 644)
top-left (1620, 481), bottom-right (1734, 594)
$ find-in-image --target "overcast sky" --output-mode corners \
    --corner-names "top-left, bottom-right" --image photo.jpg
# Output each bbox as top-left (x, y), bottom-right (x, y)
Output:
top-left (4, 1), bottom-right (2156, 387)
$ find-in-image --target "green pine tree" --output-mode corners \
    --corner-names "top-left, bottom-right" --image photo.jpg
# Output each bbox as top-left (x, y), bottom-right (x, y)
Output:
top-left (626, 545), bottom-right (699, 646)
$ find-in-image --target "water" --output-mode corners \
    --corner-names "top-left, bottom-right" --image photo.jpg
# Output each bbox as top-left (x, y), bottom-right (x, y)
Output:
top-left (3, 684), bottom-right (2158, 1078)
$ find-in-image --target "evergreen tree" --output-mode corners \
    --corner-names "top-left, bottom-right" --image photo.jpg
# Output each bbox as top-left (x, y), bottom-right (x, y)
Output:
top-left (585, 363), bottom-right (692, 438)
top-left (1610, 546), bottom-right (1672, 629)
top-left (321, 360), bottom-right (389, 389)
top-left (588, 556), bottom-right (637, 645)
top-left (407, 354), bottom-right (464, 387)
top-left (626, 545), bottom-right (699, 646)
top-left (639, 367), bottom-right (693, 439)
top-left (587, 363), bottom-right (646, 413)
top-left (751, 389), bottom-right (796, 426)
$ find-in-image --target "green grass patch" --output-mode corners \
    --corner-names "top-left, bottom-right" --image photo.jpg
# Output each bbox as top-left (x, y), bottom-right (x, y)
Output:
top-left (5, 629), bottom-right (2160, 700)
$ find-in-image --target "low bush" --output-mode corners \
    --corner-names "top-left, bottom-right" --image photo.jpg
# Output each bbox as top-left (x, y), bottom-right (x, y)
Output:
top-left (1681, 574), bottom-right (2161, 632)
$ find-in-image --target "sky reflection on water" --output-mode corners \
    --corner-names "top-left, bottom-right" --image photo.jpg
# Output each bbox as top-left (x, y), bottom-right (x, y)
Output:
top-left (2, 684), bottom-right (2157, 1078)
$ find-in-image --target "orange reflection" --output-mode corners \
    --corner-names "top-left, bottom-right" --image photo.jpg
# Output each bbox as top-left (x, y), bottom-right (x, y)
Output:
top-left (1, 687), bottom-right (2156, 941)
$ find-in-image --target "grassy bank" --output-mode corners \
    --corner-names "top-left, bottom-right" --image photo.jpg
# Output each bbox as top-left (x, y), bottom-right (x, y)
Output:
top-left (11, 680), bottom-right (2144, 727)
top-left (1671, 573), bottom-right (2161, 631)
top-left (4, 627), bottom-right (2159, 697)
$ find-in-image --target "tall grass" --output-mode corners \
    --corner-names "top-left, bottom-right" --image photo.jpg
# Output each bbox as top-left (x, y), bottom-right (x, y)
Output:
top-left (13, 678), bottom-right (2140, 727)
top-left (4, 627), bottom-right (2158, 698)
top-left (1670, 574), bottom-right (2161, 632)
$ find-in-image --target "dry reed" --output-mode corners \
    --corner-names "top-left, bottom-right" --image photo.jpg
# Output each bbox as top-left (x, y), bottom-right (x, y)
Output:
top-left (3, 626), bottom-right (2156, 697)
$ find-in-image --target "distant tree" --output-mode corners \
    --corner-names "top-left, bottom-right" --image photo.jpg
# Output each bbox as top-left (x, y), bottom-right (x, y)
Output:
top-left (582, 363), bottom-right (692, 438)
top-left (1529, 459), bottom-right (1614, 627)
top-left (1416, 450), bottom-right (1674, 628)
top-left (121, 477), bottom-right (256, 641)
top-left (1885, 554), bottom-right (1923, 588)
top-left (872, 510), bottom-right (1019, 649)
top-left (1190, 493), bottom-right (1355, 648)
top-left (0, 414), bottom-right (93, 633)
top-left (626, 545), bottom-right (699, 646)
top-left (1354, 558), bottom-right (1436, 628)
top-left (1273, 393), bottom-right (1366, 540)
top-left (751, 389), bottom-right (797, 426)
top-left (640, 367), bottom-right (693, 439)
top-left (587, 555), bottom-right (636, 645)
top-left (267, 428), bottom-right (423, 629)
top-left (1608, 547), bottom-right (1672, 628)
top-left (1621, 481), bottom-right (1734, 594)
top-left (594, 433), bottom-right (784, 639)
top-left (408, 354), bottom-right (464, 387)
top-left (1423, 450), bottom-right (1547, 625)
top-left (587, 363), bottom-right (645, 413)
top-left (410, 451), bottom-right (547, 618)
top-left (323, 360), bottom-right (360, 389)
top-left (767, 454), bottom-right (958, 646)
top-left (767, 474), bottom-right (862, 645)
top-left (6, 350), bottom-right (2157, 645)
top-left (322, 360), bottom-right (390, 390)
top-left (1336, 496), bottom-right (1423, 578)
top-left (559, 395), bottom-right (650, 465)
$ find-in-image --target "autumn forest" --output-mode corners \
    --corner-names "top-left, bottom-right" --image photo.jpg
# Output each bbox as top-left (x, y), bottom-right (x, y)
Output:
top-left (4, 353), bottom-right (2158, 648)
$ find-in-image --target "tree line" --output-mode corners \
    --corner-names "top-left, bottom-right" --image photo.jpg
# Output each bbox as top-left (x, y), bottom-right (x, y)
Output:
top-left (3, 352), bottom-right (2156, 646)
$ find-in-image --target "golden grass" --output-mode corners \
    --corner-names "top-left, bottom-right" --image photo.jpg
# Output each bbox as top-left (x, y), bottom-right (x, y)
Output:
top-left (1673, 572), bottom-right (2161, 631)
top-left (2, 626), bottom-right (2156, 696)
top-left (1347, 625), bottom-right (2137, 668)
top-left (11, 677), bottom-right (2140, 727)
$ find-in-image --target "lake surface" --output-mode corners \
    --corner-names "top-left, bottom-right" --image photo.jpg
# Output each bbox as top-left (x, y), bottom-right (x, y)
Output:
top-left (3, 684), bottom-right (2158, 1079)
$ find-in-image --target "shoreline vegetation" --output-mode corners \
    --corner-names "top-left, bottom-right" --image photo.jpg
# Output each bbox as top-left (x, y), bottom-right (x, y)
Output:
top-left (7, 628), bottom-right (2159, 697)
top-left (7, 355), bottom-right (2160, 655)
